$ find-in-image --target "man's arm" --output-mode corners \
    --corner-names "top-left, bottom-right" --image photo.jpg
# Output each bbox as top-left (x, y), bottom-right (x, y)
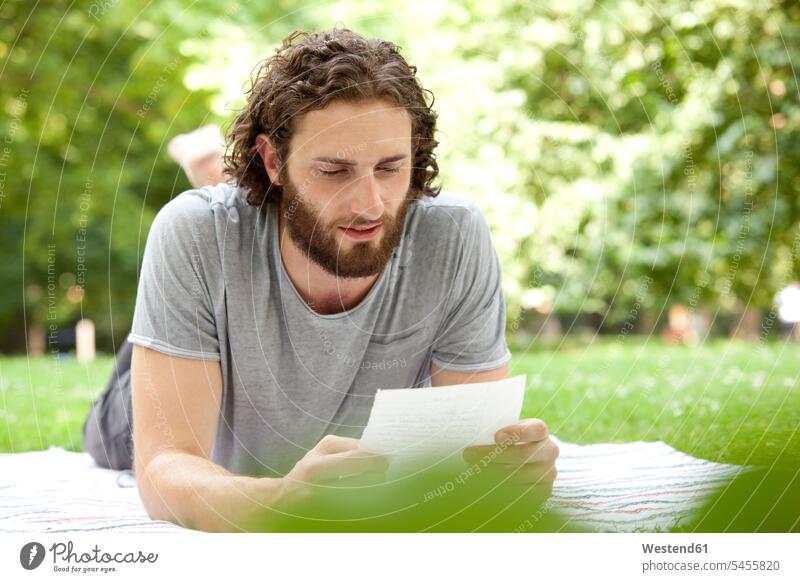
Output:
top-left (133, 345), bottom-right (388, 532)
top-left (429, 361), bottom-right (509, 387)
top-left (132, 345), bottom-right (285, 532)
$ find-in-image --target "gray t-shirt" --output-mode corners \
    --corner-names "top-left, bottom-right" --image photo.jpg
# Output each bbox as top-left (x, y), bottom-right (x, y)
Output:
top-left (128, 181), bottom-right (511, 477)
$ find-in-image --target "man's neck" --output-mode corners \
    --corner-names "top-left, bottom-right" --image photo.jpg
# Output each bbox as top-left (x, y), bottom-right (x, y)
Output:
top-left (277, 208), bottom-right (381, 315)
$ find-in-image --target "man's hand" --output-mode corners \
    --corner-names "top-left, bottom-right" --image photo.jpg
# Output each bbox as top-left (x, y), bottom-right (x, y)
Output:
top-left (278, 435), bottom-right (389, 509)
top-left (462, 418), bottom-right (559, 497)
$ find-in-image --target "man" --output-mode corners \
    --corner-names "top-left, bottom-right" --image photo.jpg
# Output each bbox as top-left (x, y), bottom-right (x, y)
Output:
top-left (82, 27), bottom-right (558, 532)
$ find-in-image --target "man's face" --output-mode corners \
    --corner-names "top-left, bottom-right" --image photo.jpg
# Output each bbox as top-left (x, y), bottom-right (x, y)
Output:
top-left (277, 98), bottom-right (415, 279)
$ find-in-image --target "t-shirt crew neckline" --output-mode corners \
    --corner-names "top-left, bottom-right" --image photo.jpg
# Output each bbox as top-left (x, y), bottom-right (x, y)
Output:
top-left (269, 203), bottom-right (396, 320)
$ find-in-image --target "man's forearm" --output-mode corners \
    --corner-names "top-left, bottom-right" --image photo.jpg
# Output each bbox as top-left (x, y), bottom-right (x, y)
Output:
top-left (137, 449), bottom-right (285, 532)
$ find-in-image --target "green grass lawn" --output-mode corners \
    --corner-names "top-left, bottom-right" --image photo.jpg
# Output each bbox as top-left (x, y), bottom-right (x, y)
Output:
top-left (512, 338), bottom-right (799, 468)
top-left (1, 339), bottom-right (798, 469)
top-left (0, 353), bottom-right (116, 455)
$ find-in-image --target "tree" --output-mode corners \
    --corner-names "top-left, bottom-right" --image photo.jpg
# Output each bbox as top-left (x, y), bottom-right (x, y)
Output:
top-left (1, 0), bottom-right (318, 351)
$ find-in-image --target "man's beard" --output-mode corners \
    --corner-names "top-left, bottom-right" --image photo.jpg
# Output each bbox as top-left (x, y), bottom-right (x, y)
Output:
top-left (279, 179), bottom-right (415, 279)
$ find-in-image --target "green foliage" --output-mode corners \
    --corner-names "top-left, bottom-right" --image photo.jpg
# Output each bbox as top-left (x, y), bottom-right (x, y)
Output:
top-left (0, 0), bottom-right (319, 350)
top-left (2, 1), bottom-right (798, 350)
top-left (257, 463), bottom-right (578, 532)
top-left (673, 465), bottom-right (800, 532)
top-left (436, 0), bottom-right (800, 324)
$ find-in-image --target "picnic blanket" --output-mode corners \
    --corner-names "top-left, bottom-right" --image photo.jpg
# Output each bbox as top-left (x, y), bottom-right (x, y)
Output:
top-left (0, 437), bottom-right (746, 533)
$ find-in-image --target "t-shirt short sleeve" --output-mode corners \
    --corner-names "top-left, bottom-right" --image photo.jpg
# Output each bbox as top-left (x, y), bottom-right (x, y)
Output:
top-left (430, 204), bottom-right (512, 372)
top-left (128, 192), bottom-right (221, 361)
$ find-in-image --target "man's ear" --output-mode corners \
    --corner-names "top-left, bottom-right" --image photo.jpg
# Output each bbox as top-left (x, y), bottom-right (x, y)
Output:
top-left (255, 134), bottom-right (282, 185)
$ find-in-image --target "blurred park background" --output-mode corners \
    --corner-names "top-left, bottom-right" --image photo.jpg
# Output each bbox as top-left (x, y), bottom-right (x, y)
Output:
top-left (0, 0), bottom-right (798, 469)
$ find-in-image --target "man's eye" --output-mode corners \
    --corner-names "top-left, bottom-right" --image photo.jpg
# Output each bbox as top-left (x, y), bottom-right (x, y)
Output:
top-left (318, 167), bottom-right (399, 176)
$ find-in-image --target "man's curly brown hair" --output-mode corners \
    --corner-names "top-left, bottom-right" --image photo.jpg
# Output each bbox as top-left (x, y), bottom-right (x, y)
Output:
top-left (224, 26), bottom-right (441, 207)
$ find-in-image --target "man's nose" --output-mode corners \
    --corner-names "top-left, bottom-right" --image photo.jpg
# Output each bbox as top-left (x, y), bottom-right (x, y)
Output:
top-left (349, 173), bottom-right (384, 221)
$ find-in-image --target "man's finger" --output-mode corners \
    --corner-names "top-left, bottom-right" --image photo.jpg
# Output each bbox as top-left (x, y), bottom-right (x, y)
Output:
top-left (495, 418), bottom-right (549, 444)
top-left (315, 434), bottom-right (361, 454)
top-left (304, 449), bottom-right (389, 483)
top-left (328, 472), bottom-right (387, 489)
